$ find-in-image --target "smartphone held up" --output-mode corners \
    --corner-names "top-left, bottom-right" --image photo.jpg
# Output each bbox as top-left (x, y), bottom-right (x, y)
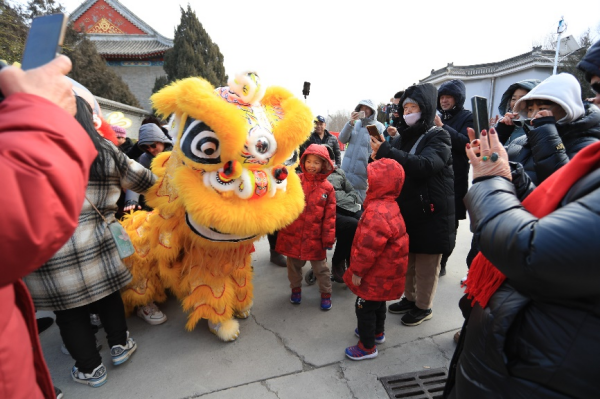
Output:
top-left (21, 13), bottom-right (67, 70)
top-left (366, 125), bottom-right (382, 142)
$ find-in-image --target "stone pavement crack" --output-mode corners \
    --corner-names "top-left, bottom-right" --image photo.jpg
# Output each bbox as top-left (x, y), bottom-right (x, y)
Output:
top-left (250, 313), bottom-right (315, 370)
top-left (337, 364), bottom-right (360, 399)
top-left (262, 380), bottom-right (282, 399)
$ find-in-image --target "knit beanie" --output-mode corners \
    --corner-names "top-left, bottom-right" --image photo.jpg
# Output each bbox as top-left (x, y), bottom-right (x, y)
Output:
top-left (112, 125), bottom-right (127, 138)
top-left (403, 97), bottom-right (417, 107)
top-left (138, 123), bottom-right (172, 146)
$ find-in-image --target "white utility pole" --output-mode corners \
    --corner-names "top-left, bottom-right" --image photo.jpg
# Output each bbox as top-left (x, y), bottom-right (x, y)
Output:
top-left (553, 16), bottom-right (567, 75)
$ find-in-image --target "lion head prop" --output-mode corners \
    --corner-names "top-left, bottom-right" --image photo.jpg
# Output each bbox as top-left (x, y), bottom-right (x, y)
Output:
top-left (121, 72), bottom-right (312, 341)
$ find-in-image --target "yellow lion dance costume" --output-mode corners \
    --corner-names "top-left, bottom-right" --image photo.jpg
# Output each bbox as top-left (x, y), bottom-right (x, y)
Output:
top-left (120, 72), bottom-right (312, 341)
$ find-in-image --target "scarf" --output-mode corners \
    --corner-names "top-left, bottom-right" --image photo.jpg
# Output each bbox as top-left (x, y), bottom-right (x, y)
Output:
top-left (466, 140), bottom-right (600, 308)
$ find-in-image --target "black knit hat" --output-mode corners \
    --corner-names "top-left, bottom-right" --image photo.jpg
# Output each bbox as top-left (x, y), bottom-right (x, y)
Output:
top-left (577, 41), bottom-right (600, 83)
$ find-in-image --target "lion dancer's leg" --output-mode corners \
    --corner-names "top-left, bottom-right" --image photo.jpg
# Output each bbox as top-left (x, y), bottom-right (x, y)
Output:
top-left (231, 254), bottom-right (254, 319)
top-left (182, 270), bottom-right (240, 342)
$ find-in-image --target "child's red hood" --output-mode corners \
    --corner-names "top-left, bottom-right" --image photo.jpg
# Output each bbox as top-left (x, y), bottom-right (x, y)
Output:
top-left (300, 144), bottom-right (335, 177)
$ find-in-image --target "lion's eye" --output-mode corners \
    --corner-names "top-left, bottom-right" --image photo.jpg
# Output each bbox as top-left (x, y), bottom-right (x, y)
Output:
top-left (246, 126), bottom-right (276, 160)
top-left (180, 120), bottom-right (221, 164)
top-left (255, 137), bottom-right (269, 154)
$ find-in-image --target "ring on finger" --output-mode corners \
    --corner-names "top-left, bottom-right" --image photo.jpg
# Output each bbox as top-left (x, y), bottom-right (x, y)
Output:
top-left (490, 152), bottom-right (499, 162)
top-left (482, 155), bottom-right (489, 162)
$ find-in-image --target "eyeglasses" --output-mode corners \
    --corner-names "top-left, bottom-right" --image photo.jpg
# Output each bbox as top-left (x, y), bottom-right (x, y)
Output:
top-left (140, 143), bottom-right (158, 151)
top-left (591, 82), bottom-right (600, 95)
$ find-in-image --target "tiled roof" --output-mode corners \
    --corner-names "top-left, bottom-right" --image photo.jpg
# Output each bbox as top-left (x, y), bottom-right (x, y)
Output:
top-left (90, 35), bottom-right (172, 57)
top-left (420, 47), bottom-right (556, 83)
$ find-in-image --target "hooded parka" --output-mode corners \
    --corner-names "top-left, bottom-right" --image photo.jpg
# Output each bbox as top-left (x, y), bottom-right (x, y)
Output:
top-left (495, 79), bottom-right (541, 144)
top-left (343, 158), bottom-right (408, 301)
top-left (437, 79), bottom-right (473, 220)
top-left (339, 99), bottom-right (385, 202)
top-left (276, 144), bottom-right (336, 261)
top-left (375, 83), bottom-right (456, 254)
top-left (505, 73), bottom-right (600, 185)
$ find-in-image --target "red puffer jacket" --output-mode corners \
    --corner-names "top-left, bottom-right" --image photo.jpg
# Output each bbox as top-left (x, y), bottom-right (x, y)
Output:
top-left (0, 94), bottom-right (96, 399)
top-left (276, 144), bottom-right (336, 260)
top-left (344, 158), bottom-right (408, 301)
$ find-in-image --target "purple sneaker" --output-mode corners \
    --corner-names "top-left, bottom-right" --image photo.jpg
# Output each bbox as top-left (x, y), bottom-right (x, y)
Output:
top-left (345, 341), bottom-right (378, 360)
top-left (320, 293), bottom-right (332, 310)
top-left (290, 288), bottom-right (301, 304)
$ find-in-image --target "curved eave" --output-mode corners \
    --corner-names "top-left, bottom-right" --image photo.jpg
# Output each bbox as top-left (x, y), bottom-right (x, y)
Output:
top-left (102, 51), bottom-right (167, 59)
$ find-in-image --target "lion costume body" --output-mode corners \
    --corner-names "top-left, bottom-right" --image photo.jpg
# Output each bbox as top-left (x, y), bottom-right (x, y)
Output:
top-left (120, 73), bottom-right (312, 341)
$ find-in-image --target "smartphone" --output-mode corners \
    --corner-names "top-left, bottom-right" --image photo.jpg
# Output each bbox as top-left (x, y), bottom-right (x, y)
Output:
top-left (366, 125), bottom-right (382, 142)
top-left (357, 110), bottom-right (366, 119)
top-left (21, 13), bottom-right (67, 70)
top-left (471, 96), bottom-right (488, 139)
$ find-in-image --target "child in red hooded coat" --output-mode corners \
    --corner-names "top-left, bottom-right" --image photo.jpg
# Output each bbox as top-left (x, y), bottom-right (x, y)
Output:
top-left (276, 144), bottom-right (336, 310)
top-left (343, 158), bottom-right (409, 360)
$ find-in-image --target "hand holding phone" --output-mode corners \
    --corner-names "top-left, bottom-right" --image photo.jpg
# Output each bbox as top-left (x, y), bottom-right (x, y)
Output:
top-left (22, 13), bottom-right (67, 70)
top-left (366, 125), bottom-right (383, 142)
top-left (0, 55), bottom-right (76, 115)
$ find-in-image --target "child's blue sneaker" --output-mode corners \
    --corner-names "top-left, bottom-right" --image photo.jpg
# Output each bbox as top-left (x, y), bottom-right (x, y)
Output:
top-left (320, 293), bottom-right (332, 310)
top-left (354, 328), bottom-right (385, 344)
top-left (345, 341), bottom-right (378, 360)
top-left (290, 288), bottom-right (301, 304)
top-left (110, 331), bottom-right (137, 366)
top-left (71, 363), bottom-right (107, 387)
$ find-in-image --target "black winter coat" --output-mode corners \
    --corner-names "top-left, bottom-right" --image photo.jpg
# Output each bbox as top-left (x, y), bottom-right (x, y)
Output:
top-left (299, 129), bottom-right (342, 167)
top-left (437, 79), bottom-right (473, 220)
top-left (497, 103), bottom-right (600, 185)
top-left (376, 83), bottom-right (456, 254)
top-left (450, 166), bottom-right (600, 398)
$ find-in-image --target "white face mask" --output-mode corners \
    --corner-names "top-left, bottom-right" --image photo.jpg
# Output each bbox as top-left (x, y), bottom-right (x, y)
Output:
top-left (403, 112), bottom-right (421, 126)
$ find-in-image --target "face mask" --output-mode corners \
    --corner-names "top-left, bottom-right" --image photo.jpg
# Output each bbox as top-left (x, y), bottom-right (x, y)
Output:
top-left (404, 112), bottom-right (421, 126)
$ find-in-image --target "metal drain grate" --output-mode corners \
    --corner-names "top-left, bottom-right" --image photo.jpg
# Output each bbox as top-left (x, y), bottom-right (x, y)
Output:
top-left (379, 367), bottom-right (448, 399)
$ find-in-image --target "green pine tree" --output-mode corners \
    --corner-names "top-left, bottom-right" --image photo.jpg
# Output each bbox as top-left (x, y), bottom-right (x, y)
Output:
top-left (162, 5), bottom-right (227, 87)
top-left (0, 0), bottom-right (28, 65)
top-left (26, 0), bottom-right (63, 19)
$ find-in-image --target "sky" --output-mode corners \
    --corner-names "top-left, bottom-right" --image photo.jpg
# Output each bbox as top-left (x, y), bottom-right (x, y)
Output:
top-left (50, 0), bottom-right (600, 117)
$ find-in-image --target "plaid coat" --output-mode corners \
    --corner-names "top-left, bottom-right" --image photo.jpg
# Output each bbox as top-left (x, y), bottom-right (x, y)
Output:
top-left (24, 142), bottom-right (156, 310)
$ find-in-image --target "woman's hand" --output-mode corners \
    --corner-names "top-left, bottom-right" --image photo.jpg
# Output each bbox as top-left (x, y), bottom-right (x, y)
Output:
top-left (466, 127), bottom-right (511, 181)
top-left (370, 136), bottom-right (382, 158)
top-left (386, 126), bottom-right (397, 136)
top-left (531, 110), bottom-right (554, 122)
top-left (499, 112), bottom-right (518, 126)
top-left (124, 200), bottom-right (141, 212)
top-left (351, 274), bottom-right (362, 286)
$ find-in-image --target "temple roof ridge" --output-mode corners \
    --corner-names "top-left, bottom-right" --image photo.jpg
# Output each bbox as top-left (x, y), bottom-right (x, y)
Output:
top-left (69, 0), bottom-right (173, 45)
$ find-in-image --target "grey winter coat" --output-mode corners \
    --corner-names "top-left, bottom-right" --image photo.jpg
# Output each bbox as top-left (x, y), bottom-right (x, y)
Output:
top-left (339, 99), bottom-right (384, 202)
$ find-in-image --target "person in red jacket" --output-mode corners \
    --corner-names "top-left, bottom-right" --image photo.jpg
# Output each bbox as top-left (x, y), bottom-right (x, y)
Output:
top-left (276, 144), bottom-right (336, 310)
top-left (343, 158), bottom-right (409, 360)
top-left (0, 56), bottom-right (97, 399)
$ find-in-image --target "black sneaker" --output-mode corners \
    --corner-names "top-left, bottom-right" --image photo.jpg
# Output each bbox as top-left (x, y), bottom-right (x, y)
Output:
top-left (388, 298), bottom-right (416, 314)
top-left (401, 307), bottom-right (433, 326)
